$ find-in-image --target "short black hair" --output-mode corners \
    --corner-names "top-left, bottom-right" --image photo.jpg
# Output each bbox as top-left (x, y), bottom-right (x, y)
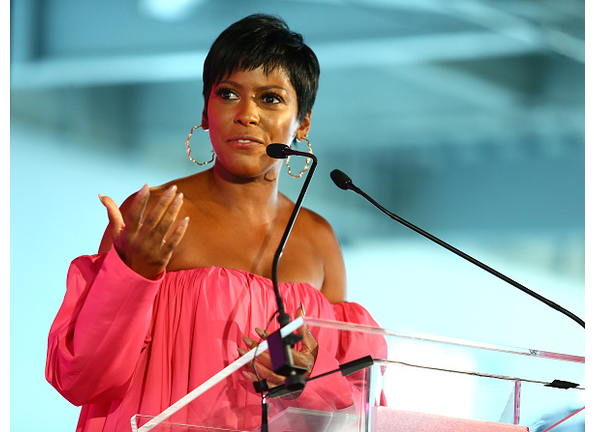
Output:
top-left (202, 14), bottom-right (320, 123)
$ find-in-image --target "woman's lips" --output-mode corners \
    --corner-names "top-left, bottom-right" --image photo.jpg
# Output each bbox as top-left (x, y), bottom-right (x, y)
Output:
top-left (227, 136), bottom-right (264, 148)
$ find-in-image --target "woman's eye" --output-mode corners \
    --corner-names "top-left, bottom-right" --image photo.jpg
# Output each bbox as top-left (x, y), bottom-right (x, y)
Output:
top-left (262, 93), bottom-right (282, 104)
top-left (215, 88), bottom-right (238, 100)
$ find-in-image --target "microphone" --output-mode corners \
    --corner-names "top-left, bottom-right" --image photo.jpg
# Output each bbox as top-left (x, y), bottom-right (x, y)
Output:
top-left (267, 143), bottom-right (312, 159)
top-left (330, 169), bottom-right (360, 192)
top-left (266, 143), bottom-right (290, 158)
top-left (267, 143), bottom-right (317, 329)
top-left (261, 143), bottom-right (318, 389)
top-left (330, 169), bottom-right (585, 329)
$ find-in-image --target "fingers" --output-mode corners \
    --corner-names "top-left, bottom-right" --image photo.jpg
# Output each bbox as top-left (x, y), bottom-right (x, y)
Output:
top-left (139, 185), bottom-right (174, 228)
top-left (124, 184), bottom-right (186, 246)
top-left (125, 184), bottom-right (150, 232)
top-left (296, 303), bottom-right (318, 358)
top-left (156, 191), bottom-right (188, 253)
top-left (237, 339), bottom-right (286, 387)
top-left (242, 365), bottom-right (285, 387)
top-left (240, 335), bottom-right (274, 369)
top-left (107, 184), bottom-right (188, 279)
top-left (156, 191), bottom-right (184, 237)
top-left (238, 312), bottom-right (319, 387)
top-left (162, 216), bottom-right (189, 254)
top-left (99, 193), bottom-right (125, 239)
top-left (237, 335), bottom-right (285, 387)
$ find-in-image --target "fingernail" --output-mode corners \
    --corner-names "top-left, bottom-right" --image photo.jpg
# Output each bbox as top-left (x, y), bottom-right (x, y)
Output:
top-left (300, 302), bottom-right (306, 315)
top-left (164, 185), bottom-right (177, 198)
top-left (173, 193), bottom-right (184, 206)
top-left (180, 216), bottom-right (189, 227)
top-left (242, 336), bottom-right (253, 347)
top-left (255, 328), bottom-right (265, 337)
top-left (237, 346), bottom-right (247, 355)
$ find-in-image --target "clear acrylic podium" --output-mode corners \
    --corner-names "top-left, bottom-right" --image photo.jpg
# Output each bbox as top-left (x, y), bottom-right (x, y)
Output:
top-left (131, 317), bottom-right (585, 432)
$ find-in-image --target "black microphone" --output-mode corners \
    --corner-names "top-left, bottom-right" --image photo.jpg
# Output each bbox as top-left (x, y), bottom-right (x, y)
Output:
top-left (330, 169), bottom-right (585, 329)
top-left (261, 144), bottom-right (318, 390)
top-left (266, 143), bottom-right (289, 158)
top-left (267, 143), bottom-right (313, 159)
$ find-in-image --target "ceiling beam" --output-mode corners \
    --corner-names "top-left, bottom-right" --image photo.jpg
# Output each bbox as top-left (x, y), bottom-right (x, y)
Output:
top-left (11, 30), bottom-right (539, 90)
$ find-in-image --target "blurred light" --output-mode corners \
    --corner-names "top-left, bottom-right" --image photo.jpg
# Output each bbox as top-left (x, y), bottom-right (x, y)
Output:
top-left (138, 0), bottom-right (206, 21)
top-left (384, 342), bottom-right (477, 419)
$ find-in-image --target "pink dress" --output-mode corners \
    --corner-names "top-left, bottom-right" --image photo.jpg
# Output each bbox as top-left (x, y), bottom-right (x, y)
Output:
top-left (46, 246), bottom-right (387, 431)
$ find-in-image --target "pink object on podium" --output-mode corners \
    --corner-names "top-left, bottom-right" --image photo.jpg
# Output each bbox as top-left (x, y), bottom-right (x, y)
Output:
top-left (373, 407), bottom-right (528, 432)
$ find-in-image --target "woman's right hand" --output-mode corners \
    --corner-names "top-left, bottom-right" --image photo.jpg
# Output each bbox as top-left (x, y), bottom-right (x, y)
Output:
top-left (99, 184), bottom-right (189, 280)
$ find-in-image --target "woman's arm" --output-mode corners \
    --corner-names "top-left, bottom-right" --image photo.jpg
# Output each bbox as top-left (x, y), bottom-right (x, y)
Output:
top-left (46, 184), bottom-right (190, 405)
top-left (45, 247), bottom-right (163, 406)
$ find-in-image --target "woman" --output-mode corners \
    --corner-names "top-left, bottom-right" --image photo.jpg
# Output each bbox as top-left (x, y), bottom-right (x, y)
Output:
top-left (46, 14), bottom-right (386, 431)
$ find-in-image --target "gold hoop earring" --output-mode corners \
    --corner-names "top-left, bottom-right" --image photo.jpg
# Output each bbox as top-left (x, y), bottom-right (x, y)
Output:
top-left (286, 137), bottom-right (313, 178)
top-left (185, 125), bottom-right (215, 166)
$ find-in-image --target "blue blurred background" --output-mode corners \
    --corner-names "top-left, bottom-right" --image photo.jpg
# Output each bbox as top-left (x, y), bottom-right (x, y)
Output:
top-left (10, 0), bottom-right (585, 431)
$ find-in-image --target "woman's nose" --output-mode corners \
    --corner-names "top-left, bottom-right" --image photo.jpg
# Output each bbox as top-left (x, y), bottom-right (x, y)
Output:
top-left (234, 100), bottom-right (260, 126)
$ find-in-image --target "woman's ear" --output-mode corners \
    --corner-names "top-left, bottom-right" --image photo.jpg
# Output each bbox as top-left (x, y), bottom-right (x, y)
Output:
top-left (296, 110), bottom-right (312, 140)
top-left (201, 108), bottom-right (209, 130)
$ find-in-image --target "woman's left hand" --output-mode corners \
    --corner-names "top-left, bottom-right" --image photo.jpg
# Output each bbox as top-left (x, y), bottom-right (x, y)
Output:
top-left (238, 303), bottom-right (318, 388)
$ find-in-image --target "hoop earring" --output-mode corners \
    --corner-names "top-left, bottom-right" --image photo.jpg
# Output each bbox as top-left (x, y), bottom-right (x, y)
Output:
top-left (185, 125), bottom-right (215, 166)
top-left (286, 137), bottom-right (313, 178)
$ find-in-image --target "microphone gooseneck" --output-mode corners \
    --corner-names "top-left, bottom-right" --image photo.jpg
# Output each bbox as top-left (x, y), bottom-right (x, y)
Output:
top-left (268, 144), bottom-right (317, 327)
top-left (257, 144), bottom-right (317, 396)
top-left (330, 169), bottom-right (585, 329)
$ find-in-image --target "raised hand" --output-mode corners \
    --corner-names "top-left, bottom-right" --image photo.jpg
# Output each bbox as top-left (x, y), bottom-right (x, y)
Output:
top-left (238, 303), bottom-right (318, 388)
top-left (99, 184), bottom-right (189, 280)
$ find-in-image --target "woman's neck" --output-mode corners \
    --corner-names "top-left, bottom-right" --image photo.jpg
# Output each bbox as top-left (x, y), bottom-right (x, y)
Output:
top-left (205, 164), bottom-right (284, 224)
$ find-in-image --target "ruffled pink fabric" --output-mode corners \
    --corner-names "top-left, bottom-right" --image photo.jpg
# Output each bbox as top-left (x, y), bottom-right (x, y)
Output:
top-left (46, 246), bottom-right (387, 431)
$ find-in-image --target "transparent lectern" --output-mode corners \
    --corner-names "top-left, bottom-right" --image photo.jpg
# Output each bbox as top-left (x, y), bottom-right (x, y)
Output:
top-left (131, 317), bottom-right (585, 432)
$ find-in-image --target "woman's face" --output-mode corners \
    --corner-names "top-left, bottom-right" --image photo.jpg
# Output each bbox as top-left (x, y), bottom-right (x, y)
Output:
top-left (203, 66), bottom-right (311, 179)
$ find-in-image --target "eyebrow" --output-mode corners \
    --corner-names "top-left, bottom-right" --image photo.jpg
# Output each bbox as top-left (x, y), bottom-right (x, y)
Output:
top-left (217, 80), bottom-right (289, 94)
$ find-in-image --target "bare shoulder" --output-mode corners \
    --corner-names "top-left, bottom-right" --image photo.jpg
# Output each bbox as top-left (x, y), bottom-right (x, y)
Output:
top-left (126, 172), bottom-right (206, 209)
top-left (149, 173), bottom-right (203, 197)
top-left (297, 207), bottom-right (348, 304)
top-left (115, 182), bottom-right (168, 216)
top-left (297, 205), bottom-right (328, 227)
